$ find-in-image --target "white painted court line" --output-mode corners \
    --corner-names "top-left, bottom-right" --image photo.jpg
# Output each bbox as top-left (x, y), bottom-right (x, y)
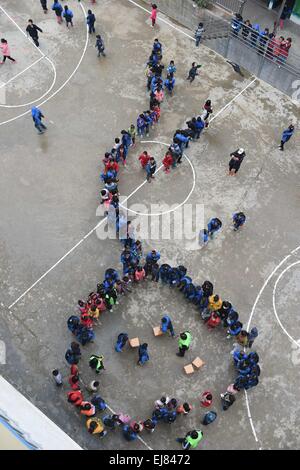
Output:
top-left (245, 245), bottom-right (300, 449)
top-left (0, 4), bottom-right (57, 109)
top-left (0, 56), bottom-right (45, 90)
top-left (119, 141), bottom-right (196, 217)
top-left (106, 404), bottom-right (153, 450)
top-left (8, 75), bottom-right (257, 310)
top-left (272, 261), bottom-right (300, 347)
top-left (127, 0), bottom-right (197, 42)
top-left (0, 1), bottom-right (88, 122)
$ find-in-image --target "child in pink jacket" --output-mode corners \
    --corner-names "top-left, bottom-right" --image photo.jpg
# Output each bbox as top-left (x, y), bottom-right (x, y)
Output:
top-left (0, 38), bottom-right (16, 64)
top-left (135, 266), bottom-right (146, 282)
top-left (151, 4), bottom-right (158, 27)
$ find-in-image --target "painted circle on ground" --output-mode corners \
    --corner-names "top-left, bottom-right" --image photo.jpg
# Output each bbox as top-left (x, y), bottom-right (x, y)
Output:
top-left (0, 3), bottom-right (89, 126)
top-left (118, 140), bottom-right (196, 217)
top-left (272, 261), bottom-right (300, 347)
top-left (245, 245), bottom-right (300, 449)
top-left (0, 56), bottom-right (57, 109)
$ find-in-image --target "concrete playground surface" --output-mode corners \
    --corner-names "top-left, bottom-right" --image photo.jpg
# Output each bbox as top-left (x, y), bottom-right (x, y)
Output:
top-left (0, 0), bottom-right (299, 451)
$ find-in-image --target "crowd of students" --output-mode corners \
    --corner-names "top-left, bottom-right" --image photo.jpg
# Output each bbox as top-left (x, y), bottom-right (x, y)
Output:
top-left (60, 232), bottom-right (260, 447)
top-left (231, 12), bottom-right (293, 65)
top-left (54, 18), bottom-right (261, 449)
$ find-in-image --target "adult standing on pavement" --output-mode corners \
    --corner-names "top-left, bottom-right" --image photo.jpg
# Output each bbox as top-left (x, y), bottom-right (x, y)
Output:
top-left (26, 20), bottom-right (43, 47)
top-left (176, 331), bottom-right (192, 357)
top-left (228, 148), bottom-right (246, 176)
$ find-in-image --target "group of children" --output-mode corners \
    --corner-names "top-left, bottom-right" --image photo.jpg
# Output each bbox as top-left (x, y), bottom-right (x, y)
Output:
top-left (199, 212), bottom-right (246, 245)
top-left (58, 225), bottom-right (260, 446)
top-left (55, 31), bottom-right (262, 447)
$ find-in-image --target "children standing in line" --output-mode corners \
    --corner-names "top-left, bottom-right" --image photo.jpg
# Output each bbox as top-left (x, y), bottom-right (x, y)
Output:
top-left (162, 151), bottom-right (173, 174)
top-left (128, 124), bottom-right (136, 147)
top-left (278, 124), bottom-right (295, 151)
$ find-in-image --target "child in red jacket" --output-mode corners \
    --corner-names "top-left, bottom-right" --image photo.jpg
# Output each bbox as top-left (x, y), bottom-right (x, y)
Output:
top-left (163, 152), bottom-right (173, 174)
top-left (139, 151), bottom-right (151, 169)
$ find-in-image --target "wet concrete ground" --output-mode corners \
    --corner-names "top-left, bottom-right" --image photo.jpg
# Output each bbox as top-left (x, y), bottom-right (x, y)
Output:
top-left (0, 0), bottom-right (300, 450)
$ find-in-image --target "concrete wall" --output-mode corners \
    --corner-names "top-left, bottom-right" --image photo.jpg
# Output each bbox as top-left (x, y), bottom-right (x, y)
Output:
top-left (142, 0), bottom-right (205, 28)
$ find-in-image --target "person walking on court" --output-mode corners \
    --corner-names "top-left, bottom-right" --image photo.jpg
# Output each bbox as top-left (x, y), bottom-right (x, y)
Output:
top-left (195, 22), bottom-right (204, 47)
top-left (40, 0), bottom-right (48, 14)
top-left (187, 62), bottom-right (202, 83)
top-left (176, 331), bottom-right (192, 357)
top-left (278, 124), bottom-right (294, 151)
top-left (63, 5), bottom-right (74, 28)
top-left (146, 157), bottom-right (157, 183)
top-left (31, 106), bottom-right (47, 134)
top-left (52, 1), bottom-right (63, 24)
top-left (228, 148), bottom-right (246, 175)
top-left (95, 35), bottom-right (106, 57)
top-left (160, 315), bottom-right (175, 337)
top-left (150, 4), bottom-right (158, 27)
top-left (0, 39), bottom-right (16, 64)
top-left (87, 9), bottom-right (96, 34)
top-left (26, 20), bottom-right (43, 47)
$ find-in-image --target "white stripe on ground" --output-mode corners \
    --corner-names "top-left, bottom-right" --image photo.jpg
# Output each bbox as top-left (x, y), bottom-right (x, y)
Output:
top-left (0, 1), bottom-right (88, 123)
top-left (0, 57), bottom-right (44, 89)
top-left (245, 245), bottom-right (300, 449)
top-left (0, 4), bottom-right (57, 109)
top-left (126, 0), bottom-right (197, 41)
top-left (106, 404), bottom-right (153, 450)
top-left (8, 75), bottom-right (257, 310)
top-left (272, 261), bottom-right (300, 346)
top-left (119, 141), bottom-right (196, 217)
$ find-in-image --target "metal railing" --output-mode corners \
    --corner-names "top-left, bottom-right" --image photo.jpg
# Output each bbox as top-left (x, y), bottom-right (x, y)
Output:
top-left (229, 22), bottom-right (300, 76)
top-left (211, 0), bottom-right (246, 15)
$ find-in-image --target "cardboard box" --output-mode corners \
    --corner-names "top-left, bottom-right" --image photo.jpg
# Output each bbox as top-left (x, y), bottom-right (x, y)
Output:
top-left (192, 357), bottom-right (205, 369)
top-left (184, 364), bottom-right (194, 375)
top-left (153, 326), bottom-right (163, 336)
top-left (129, 337), bottom-right (140, 348)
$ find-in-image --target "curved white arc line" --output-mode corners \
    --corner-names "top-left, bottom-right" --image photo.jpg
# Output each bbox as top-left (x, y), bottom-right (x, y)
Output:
top-left (272, 261), bottom-right (300, 347)
top-left (0, 2), bottom-right (89, 126)
top-left (247, 245), bottom-right (300, 331)
top-left (118, 140), bottom-right (196, 217)
top-left (245, 245), bottom-right (300, 449)
top-left (0, 57), bottom-right (44, 90)
top-left (0, 56), bottom-right (57, 108)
